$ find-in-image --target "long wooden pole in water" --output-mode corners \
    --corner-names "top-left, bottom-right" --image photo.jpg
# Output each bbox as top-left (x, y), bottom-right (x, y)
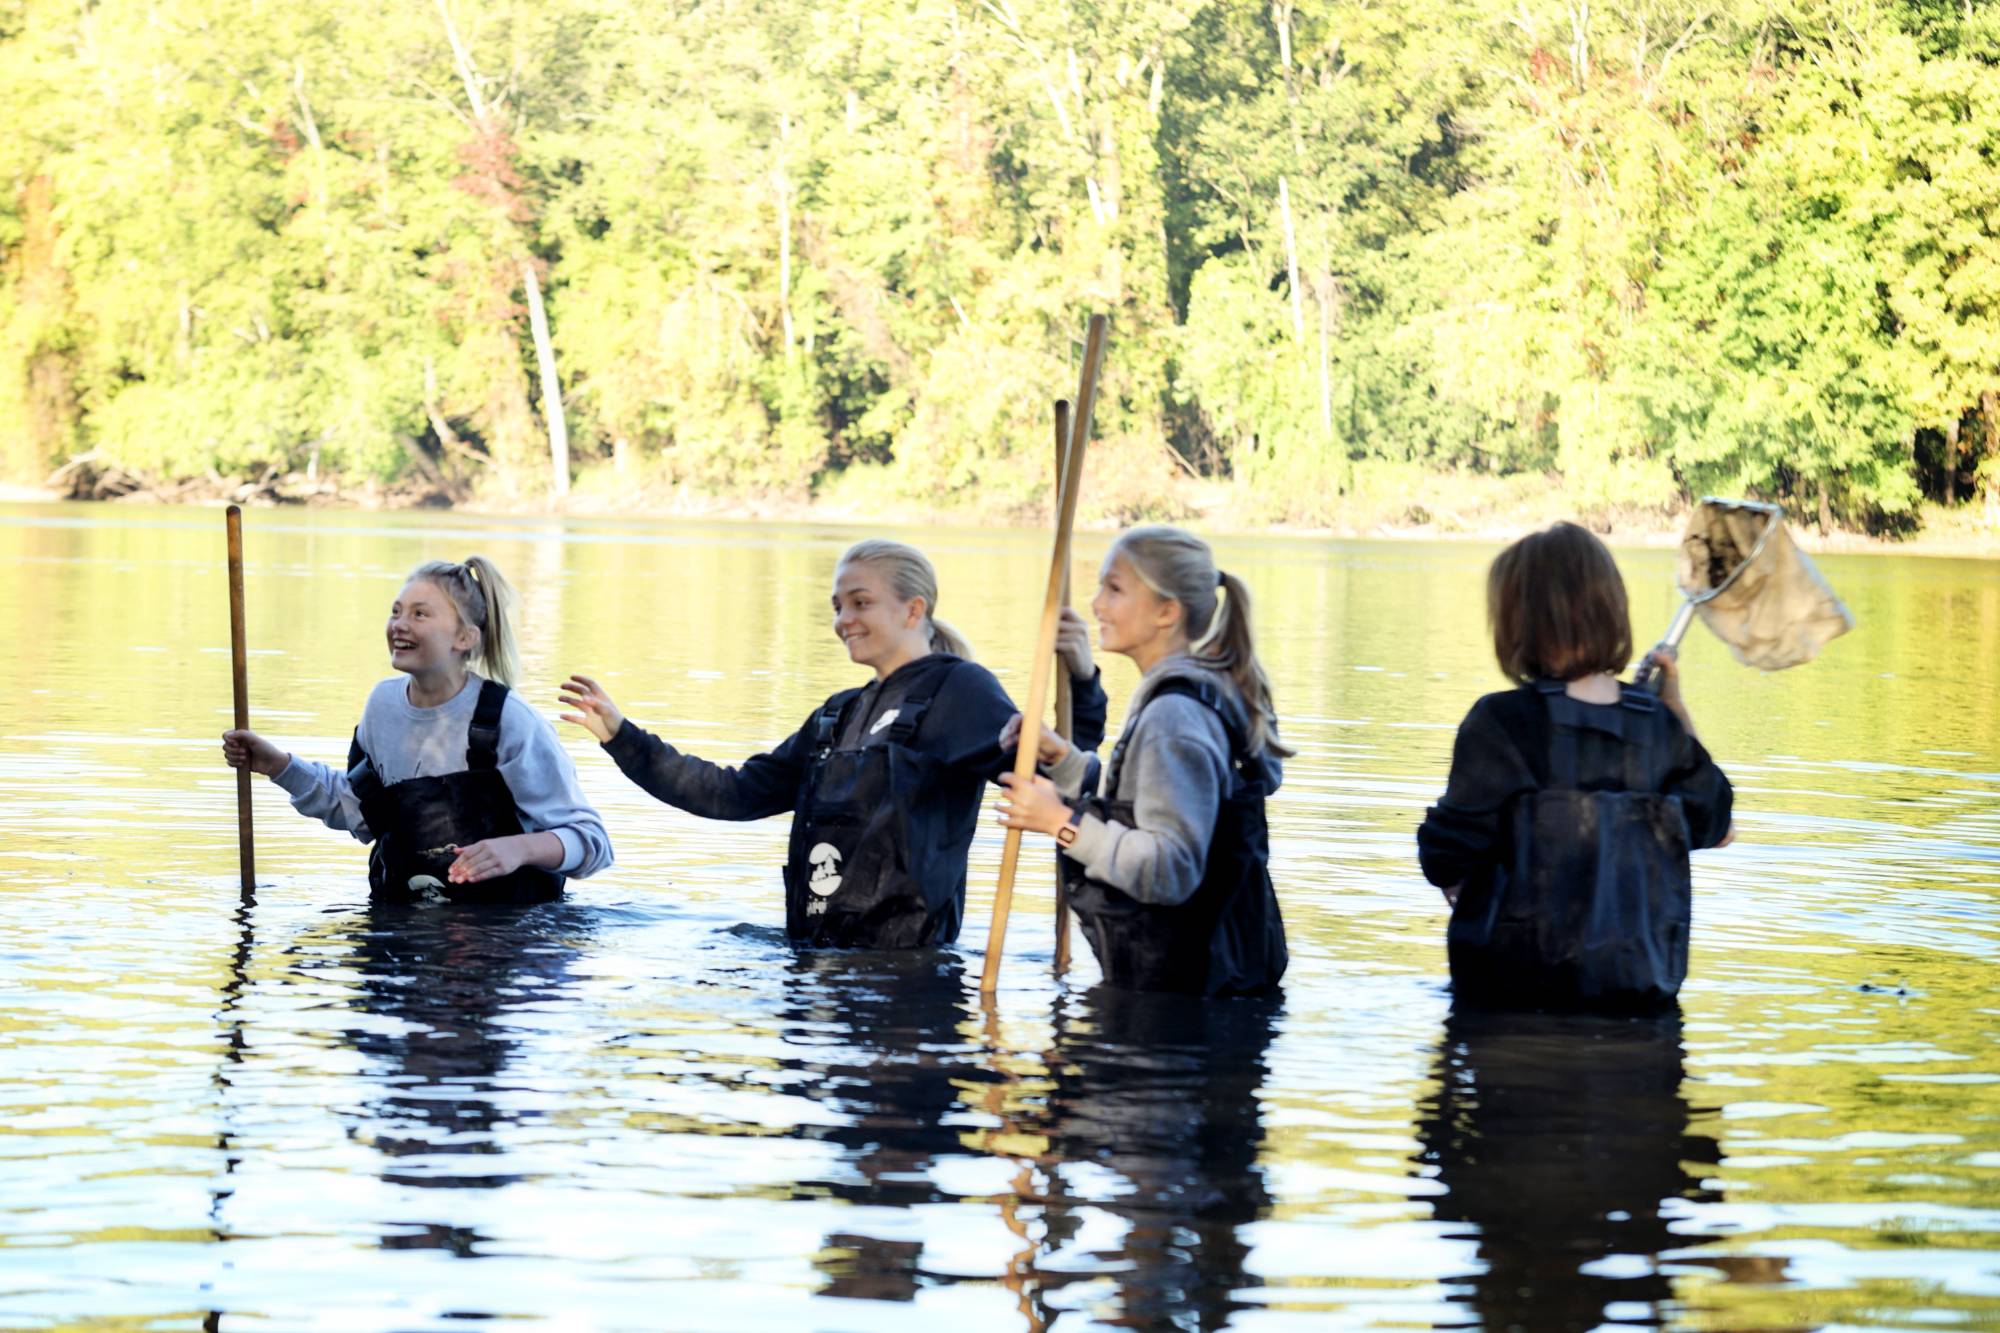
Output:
top-left (1050, 398), bottom-right (1075, 977)
top-left (226, 505), bottom-right (255, 899)
top-left (982, 314), bottom-right (1106, 994)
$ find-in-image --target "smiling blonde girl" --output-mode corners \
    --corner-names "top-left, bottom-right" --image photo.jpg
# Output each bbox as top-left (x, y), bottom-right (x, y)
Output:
top-left (221, 557), bottom-right (611, 901)
top-left (560, 539), bottom-right (1107, 948)
top-left (997, 525), bottom-right (1290, 995)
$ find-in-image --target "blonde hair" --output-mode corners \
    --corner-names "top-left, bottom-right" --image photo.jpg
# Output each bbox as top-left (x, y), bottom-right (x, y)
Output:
top-left (1109, 525), bottom-right (1291, 757)
top-left (837, 539), bottom-right (973, 659)
top-left (406, 556), bottom-right (521, 687)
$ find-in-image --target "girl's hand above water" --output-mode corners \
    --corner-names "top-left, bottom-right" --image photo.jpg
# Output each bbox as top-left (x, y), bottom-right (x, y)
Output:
top-left (447, 832), bottom-right (562, 884)
top-left (1638, 646), bottom-right (1697, 738)
top-left (558, 675), bottom-right (626, 744)
top-left (999, 713), bottom-right (1072, 768)
top-left (1055, 606), bottom-right (1094, 679)
top-left (994, 770), bottom-right (1073, 839)
top-left (221, 728), bottom-right (290, 778)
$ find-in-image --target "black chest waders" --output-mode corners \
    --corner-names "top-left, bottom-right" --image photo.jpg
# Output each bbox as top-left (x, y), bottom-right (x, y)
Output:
top-left (782, 671), bottom-right (959, 948)
top-left (347, 679), bottom-right (564, 905)
top-left (1061, 677), bottom-right (1288, 996)
top-left (1447, 682), bottom-right (1692, 1013)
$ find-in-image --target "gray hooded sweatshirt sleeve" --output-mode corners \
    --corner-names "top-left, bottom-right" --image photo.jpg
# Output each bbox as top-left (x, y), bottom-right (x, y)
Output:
top-left (1045, 658), bottom-right (1278, 907)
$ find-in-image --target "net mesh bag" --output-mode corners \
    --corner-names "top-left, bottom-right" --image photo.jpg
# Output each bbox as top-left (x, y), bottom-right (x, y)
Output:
top-left (1676, 499), bottom-right (1854, 671)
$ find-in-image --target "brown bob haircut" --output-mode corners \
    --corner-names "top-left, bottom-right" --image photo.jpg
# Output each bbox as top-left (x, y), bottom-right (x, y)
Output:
top-left (1487, 522), bottom-right (1633, 684)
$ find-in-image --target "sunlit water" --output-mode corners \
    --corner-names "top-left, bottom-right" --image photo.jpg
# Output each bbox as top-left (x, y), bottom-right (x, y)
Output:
top-left (2, 501), bottom-right (1997, 1331)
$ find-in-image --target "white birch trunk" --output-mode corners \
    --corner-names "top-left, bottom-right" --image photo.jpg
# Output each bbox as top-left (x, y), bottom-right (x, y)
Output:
top-left (1279, 176), bottom-right (1304, 342)
top-left (521, 260), bottom-right (569, 498)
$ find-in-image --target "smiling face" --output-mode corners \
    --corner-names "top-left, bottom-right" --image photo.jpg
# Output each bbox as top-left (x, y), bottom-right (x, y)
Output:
top-left (1091, 551), bottom-right (1186, 668)
top-left (386, 579), bottom-right (478, 678)
top-left (831, 560), bottom-right (929, 675)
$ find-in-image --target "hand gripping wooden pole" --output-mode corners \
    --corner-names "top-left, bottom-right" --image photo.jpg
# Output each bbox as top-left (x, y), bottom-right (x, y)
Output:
top-left (982, 314), bottom-right (1107, 994)
top-left (227, 505), bottom-right (256, 899)
top-left (1050, 398), bottom-right (1075, 976)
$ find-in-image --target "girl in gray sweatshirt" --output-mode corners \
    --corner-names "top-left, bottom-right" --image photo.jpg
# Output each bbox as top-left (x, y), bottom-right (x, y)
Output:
top-left (998, 526), bottom-right (1291, 995)
top-left (222, 557), bottom-right (611, 898)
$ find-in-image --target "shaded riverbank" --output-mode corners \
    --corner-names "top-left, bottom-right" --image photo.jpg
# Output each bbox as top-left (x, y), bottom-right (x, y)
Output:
top-left (13, 460), bottom-right (2000, 558)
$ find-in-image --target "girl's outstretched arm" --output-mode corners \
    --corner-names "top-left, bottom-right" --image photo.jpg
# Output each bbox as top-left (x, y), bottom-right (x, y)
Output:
top-left (230, 731), bottom-right (372, 840)
top-left (565, 674), bottom-right (809, 821)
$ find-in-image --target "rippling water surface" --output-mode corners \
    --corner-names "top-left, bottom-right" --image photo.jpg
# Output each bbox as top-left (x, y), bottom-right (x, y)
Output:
top-left (2, 502), bottom-right (1997, 1331)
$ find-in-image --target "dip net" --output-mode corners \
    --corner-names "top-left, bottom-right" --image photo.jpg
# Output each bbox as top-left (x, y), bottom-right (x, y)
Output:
top-left (1676, 498), bottom-right (1854, 672)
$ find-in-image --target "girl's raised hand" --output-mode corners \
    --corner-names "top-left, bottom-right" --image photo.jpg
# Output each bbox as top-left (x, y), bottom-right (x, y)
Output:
top-left (998, 712), bottom-right (1072, 768)
top-left (558, 674), bottom-right (626, 744)
top-left (1638, 646), bottom-right (1697, 737)
top-left (994, 770), bottom-right (1071, 838)
top-left (221, 728), bottom-right (290, 777)
top-left (1054, 606), bottom-right (1094, 679)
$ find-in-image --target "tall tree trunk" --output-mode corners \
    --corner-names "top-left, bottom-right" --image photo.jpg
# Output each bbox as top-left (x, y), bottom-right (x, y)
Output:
top-left (774, 118), bottom-right (795, 358)
top-left (1315, 279), bottom-right (1334, 443)
top-left (1944, 416), bottom-right (1960, 505)
top-left (521, 260), bottom-right (570, 499)
top-left (1279, 177), bottom-right (1304, 342)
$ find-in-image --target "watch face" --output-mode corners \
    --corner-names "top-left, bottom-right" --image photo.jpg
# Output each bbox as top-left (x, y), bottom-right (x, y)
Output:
top-left (1055, 825), bottom-right (1078, 848)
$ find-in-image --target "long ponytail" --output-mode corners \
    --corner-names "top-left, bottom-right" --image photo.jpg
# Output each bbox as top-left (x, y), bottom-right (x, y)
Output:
top-left (837, 539), bottom-right (973, 660)
top-left (408, 555), bottom-right (522, 687)
top-left (1111, 526), bottom-right (1292, 757)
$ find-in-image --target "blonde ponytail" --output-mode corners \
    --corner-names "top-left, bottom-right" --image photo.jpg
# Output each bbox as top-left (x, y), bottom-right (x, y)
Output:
top-left (837, 539), bottom-right (974, 661)
top-left (929, 617), bottom-right (973, 659)
top-left (1111, 526), bottom-right (1292, 758)
top-left (408, 555), bottom-right (522, 687)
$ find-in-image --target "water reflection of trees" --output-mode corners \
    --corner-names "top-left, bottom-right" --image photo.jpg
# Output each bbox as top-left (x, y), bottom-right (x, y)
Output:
top-left (318, 901), bottom-right (594, 1249)
top-left (1417, 1009), bottom-right (1722, 1333)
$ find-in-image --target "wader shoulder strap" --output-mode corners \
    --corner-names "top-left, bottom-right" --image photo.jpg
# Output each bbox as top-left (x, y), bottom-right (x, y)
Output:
top-left (1533, 680), bottom-right (1661, 792)
top-left (1615, 685), bottom-right (1660, 791)
top-left (467, 679), bottom-right (509, 771)
top-left (1533, 680), bottom-right (1580, 789)
top-left (880, 660), bottom-right (952, 745)
top-left (810, 688), bottom-right (865, 758)
top-left (1105, 675), bottom-right (1248, 793)
top-left (347, 728), bottom-right (382, 800)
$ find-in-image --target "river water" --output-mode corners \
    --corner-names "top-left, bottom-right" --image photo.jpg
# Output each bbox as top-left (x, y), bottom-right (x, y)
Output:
top-left (1, 501), bottom-right (1996, 1331)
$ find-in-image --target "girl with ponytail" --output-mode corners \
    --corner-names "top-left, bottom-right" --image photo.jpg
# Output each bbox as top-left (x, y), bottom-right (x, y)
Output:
top-left (221, 556), bottom-right (612, 901)
top-left (997, 525), bottom-right (1290, 995)
top-left (559, 539), bottom-right (1109, 949)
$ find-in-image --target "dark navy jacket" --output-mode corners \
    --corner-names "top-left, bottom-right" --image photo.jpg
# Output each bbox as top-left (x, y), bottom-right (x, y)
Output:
top-left (601, 654), bottom-right (1107, 945)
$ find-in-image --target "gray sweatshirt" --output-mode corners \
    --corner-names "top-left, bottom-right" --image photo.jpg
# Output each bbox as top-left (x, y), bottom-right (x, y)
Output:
top-left (272, 675), bottom-right (613, 877)
top-left (1045, 654), bottom-right (1282, 906)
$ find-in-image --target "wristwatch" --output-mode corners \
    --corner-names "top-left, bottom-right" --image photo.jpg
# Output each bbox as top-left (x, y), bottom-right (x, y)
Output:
top-left (1054, 814), bottom-right (1080, 849)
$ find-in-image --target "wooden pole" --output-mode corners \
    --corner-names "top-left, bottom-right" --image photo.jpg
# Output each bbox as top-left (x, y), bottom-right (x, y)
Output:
top-left (1050, 398), bottom-right (1075, 976)
top-left (227, 505), bottom-right (255, 899)
top-left (982, 314), bottom-right (1107, 994)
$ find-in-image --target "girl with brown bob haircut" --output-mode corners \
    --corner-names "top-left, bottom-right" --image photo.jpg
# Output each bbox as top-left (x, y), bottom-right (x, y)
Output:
top-left (1418, 523), bottom-right (1734, 1013)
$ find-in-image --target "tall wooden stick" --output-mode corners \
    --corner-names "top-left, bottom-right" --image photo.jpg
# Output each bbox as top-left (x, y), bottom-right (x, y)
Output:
top-left (982, 314), bottom-right (1107, 994)
top-left (227, 505), bottom-right (255, 899)
top-left (1050, 398), bottom-right (1075, 976)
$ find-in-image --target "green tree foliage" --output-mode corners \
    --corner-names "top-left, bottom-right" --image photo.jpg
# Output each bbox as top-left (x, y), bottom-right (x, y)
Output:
top-left (3, 0), bottom-right (1998, 529)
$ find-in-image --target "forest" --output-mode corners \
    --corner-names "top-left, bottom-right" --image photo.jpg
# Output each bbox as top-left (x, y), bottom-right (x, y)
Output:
top-left (2, 0), bottom-right (1998, 532)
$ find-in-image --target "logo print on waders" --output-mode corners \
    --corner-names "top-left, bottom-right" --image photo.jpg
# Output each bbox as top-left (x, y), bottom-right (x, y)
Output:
top-left (805, 842), bottom-right (843, 915)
